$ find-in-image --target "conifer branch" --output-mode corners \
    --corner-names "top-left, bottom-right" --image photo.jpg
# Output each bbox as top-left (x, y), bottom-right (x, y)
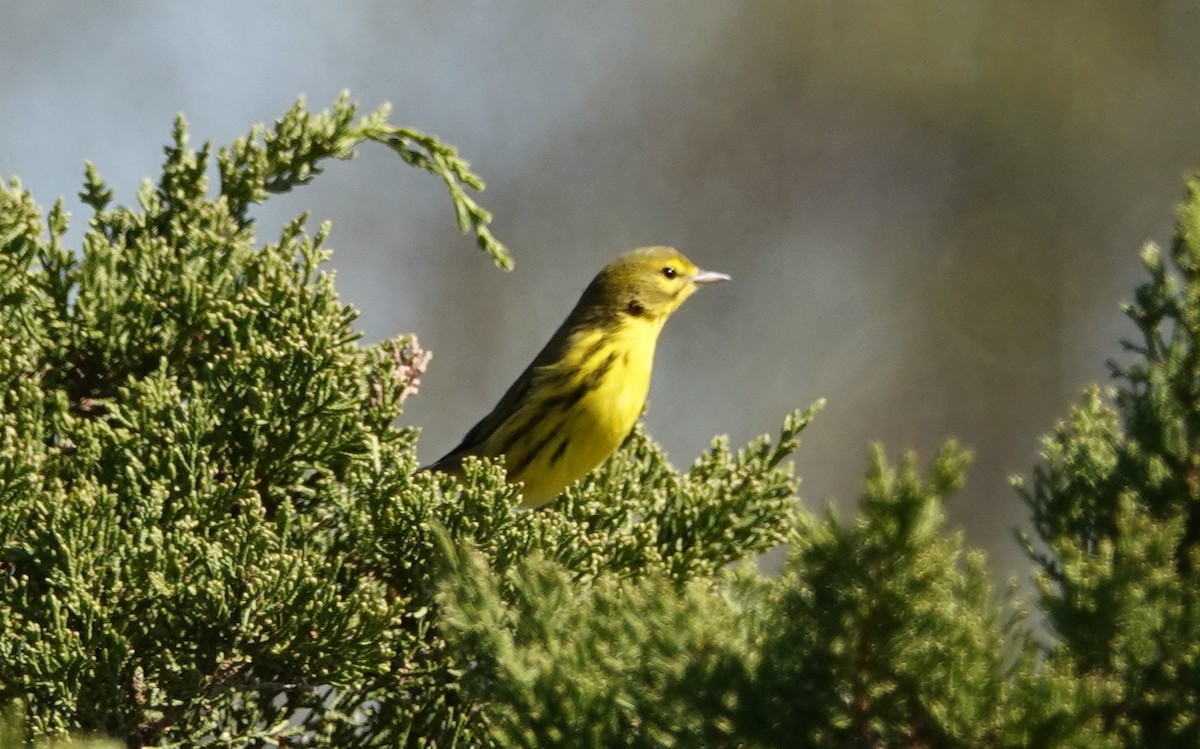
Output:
top-left (216, 92), bottom-right (512, 269)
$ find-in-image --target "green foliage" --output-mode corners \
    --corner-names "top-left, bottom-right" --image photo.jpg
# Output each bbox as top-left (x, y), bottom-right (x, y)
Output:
top-left (1016, 179), bottom-right (1200, 747)
top-left (438, 541), bottom-right (760, 748)
top-left (215, 95), bottom-right (509, 269)
top-left (760, 444), bottom-right (1109, 748)
top-left (1, 707), bottom-right (119, 749)
top-left (440, 445), bottom-right (1113, 749)
top-left (0, 97), bottom-right (811, 747)
top-left (3, 94), bottom-right (1198, 748)
top-left (0, 95), bottom-right (477, 746)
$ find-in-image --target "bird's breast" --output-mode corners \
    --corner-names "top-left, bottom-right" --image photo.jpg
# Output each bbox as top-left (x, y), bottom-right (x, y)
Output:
top-left (509, 320), bottom-right (662, 506)
top-left (567, 320), bottom-right (660, 438)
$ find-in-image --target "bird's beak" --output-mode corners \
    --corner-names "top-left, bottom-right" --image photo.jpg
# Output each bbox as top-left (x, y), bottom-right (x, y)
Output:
top-left (692, 269), bottom-right (731, 285)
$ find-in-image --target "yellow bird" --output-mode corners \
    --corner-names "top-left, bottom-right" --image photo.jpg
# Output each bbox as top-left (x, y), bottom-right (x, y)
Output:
top-left (427, 246), bottom-right (730, 508)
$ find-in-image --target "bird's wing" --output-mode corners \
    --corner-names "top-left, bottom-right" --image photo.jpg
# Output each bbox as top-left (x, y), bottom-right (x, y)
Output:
top-left (426, 303), bottom-right (586, 473)
top-left (425, 364), bottom-right (537, 472)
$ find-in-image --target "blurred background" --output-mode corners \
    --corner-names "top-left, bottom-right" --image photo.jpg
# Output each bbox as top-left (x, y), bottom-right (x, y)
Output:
top-left (4, 2), bottom-right (1200, 583)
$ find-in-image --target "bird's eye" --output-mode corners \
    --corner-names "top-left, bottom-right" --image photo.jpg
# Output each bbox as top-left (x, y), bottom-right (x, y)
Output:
top-left (661, 266), bottom-right (677, 279)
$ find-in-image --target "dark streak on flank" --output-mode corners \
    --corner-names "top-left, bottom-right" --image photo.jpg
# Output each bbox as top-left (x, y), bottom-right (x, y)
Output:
top-left (492, 399), bottom-right (544, 458)
top-left (542, 381), bottom-right (589, 414)
top-left (491, 367), bottom-right (570, 456)
top-left (447, 372), bottom-right (534, 459)
top-left (492, 417), bottom-right (528, 460)
top-left (580, 335), bottom-right (607, 364)
top-left (507, 421), bottom-right (560, 477)
top-left (549, 436), bottom-right (571, 467)
top-left (584, 351), bottom-right (618, 389)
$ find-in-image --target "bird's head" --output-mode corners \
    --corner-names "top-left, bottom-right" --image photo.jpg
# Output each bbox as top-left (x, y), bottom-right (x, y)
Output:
top-left (585, 246), bottom-right (730, 323)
